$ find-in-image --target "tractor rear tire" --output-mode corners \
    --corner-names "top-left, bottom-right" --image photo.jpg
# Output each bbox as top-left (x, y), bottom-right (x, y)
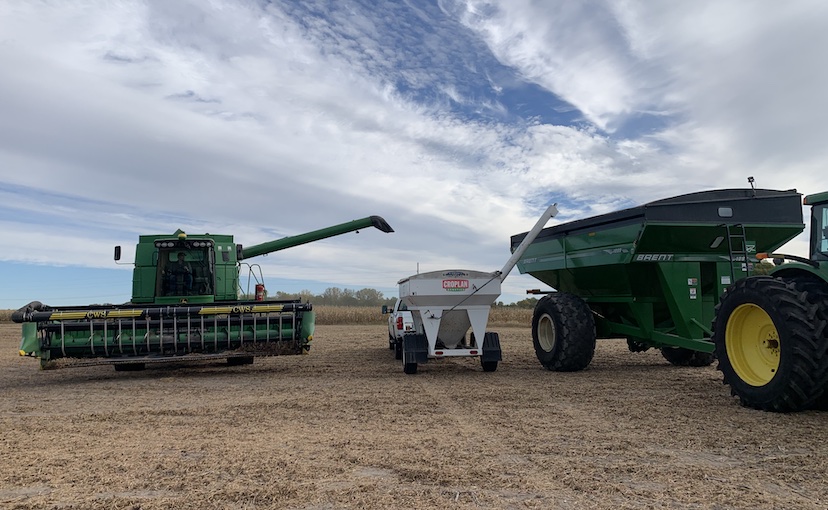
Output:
top-left (712, 276), bottom-right (828, 412)
top-left (531, 292), bottom-right (595, 372)
top-left (660, 347), bottom-right (715, 367)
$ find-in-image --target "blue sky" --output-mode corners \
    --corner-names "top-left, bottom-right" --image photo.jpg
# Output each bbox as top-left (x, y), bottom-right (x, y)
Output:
top-left (1, 0), bottom-right (826, 308)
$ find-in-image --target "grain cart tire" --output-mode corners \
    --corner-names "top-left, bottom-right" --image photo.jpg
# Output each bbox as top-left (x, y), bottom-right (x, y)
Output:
top-left (660, 347), bottom-right (715, 367)
top-left (532, 292), bottom-right (595, 371)
top-left (712, 276), bottom-right (828, 412)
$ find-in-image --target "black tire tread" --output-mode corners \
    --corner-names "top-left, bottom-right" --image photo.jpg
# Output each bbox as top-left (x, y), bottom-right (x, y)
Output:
top-left (712, 276), bottom-right (828, 412)
top-left (531, 293), bottom-right (595, 372)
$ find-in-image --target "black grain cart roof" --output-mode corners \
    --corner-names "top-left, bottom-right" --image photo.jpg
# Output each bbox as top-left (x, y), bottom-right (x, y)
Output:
top-left (511, 188), bottom-right (803, 247)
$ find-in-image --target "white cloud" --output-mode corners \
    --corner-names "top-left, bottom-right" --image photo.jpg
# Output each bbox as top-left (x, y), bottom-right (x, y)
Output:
top-left (0, 0), bottom-right (823, 306)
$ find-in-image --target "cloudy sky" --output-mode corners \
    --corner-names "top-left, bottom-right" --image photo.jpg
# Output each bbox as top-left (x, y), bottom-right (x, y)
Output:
top-left (1, 0), bottom-right (826, 308)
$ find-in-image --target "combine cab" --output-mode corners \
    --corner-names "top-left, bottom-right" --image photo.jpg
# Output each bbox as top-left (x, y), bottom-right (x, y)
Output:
top-left (15, 216), bottom-right (394, 370)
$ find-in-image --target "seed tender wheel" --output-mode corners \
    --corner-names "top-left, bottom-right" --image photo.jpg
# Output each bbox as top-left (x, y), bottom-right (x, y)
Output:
top-left (480, 331), bottom-right (501, 372)
top-left (660, 347), bottom-right (715, 367)
top-left (532, 292), bottom-right (596, 371)
top-left (401, 333), bottom-right (419, 375)
top-left (712, 276), bottom-right (828, 412)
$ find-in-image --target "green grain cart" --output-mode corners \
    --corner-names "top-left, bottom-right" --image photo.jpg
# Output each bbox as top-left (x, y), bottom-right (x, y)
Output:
top-left (15, 216), bottom-right (393, 370)
top-left (511, 188), bottom-right (828, 411)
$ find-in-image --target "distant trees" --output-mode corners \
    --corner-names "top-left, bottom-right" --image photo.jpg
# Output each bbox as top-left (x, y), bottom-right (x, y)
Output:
top-left (244, 287), bottom-right (396, 307)
top-left (494, 297), bottom-right (538, 309)
top-left (242, 286), bottom-right (539, 308)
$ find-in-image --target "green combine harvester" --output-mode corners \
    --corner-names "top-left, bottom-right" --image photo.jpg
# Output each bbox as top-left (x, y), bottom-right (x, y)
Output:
top-left (512, 187), bottom-right (828, 412)
top-left (14, 216), bottom-right (394, 370)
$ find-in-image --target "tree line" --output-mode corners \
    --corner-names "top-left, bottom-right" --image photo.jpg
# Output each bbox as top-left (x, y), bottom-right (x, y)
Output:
top-left (245, 287), bottom-right (539, 309)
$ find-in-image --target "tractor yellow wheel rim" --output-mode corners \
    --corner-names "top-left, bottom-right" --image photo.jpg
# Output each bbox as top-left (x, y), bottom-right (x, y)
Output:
top-left (725, 303), bottom-right (780, 386)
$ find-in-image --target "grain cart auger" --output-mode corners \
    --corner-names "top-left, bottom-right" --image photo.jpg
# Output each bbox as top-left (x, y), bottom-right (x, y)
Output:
top-left (14, 216), bottom-right (394, 370)
top-left (510, 188), bottom-right (805, 381)
top-left (712, 191), bottom-right (828, 412)
top-left (395, 204), bottom-right (558, 374)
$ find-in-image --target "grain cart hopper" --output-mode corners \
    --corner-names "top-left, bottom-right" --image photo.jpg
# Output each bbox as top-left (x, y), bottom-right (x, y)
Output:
top-left (510, 188), bottom-right (804, 377)
top-left (396, 204), bottom-right (558, 374)
top-left (14, 216), bottom-right (394, 370)
top-left (712, 191), bottom-right (828, 411)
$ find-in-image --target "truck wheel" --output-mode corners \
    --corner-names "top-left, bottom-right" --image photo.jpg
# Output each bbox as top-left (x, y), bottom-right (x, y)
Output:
top-left (394, 341), bottom-right (402, 360)
top-left (712, 276), bottom-right (828, 412)
top-left (660, 347), bottom-right (715, 367)
top-left (532, 292), bottom-right (595, 371)
top-left (403, 362), bottom-right (417, 374)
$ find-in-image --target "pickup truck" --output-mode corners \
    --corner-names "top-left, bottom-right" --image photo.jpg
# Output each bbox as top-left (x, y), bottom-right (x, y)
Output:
top-left (381, 299), bottom-right (414, 359)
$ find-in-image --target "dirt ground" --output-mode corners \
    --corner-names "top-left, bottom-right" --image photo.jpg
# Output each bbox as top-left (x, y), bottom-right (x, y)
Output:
top-left (1, 322), bottom-right (827, 510)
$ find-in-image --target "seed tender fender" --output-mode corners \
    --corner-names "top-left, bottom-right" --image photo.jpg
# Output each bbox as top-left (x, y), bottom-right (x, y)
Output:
top-left (15, 216), bottom-right (394, 370)
top-left (395, 204), bottom-right (558, 374)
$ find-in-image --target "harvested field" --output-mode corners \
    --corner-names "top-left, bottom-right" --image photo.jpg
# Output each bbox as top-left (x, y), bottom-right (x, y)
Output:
top-left (1, 322), bottom-right (827, 509)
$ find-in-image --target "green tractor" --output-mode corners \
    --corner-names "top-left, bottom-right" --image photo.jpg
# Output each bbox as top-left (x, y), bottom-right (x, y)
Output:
top-left (713, 192), bottom-right (828, 411)
top-left (14, 216), bottom-right (394, 370)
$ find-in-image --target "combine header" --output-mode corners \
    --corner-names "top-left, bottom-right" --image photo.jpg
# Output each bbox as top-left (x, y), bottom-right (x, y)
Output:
top-left (15, 216), bottom-right (394, 370)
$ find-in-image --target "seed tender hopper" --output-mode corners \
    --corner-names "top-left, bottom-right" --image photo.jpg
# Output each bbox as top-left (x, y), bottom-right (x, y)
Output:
top-left (510, 188), bottom-right (805, 373)
top-left (15, 216), bottom-right (394, 370)
top-left (396, 204), bottom-right (558, 374)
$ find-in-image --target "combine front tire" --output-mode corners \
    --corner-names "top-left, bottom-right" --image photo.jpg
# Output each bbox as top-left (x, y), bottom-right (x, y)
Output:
top-left (227, 356), bottom-right (254, 366)
top-left (532, 293), bottom-right (595, 371)
top-left (712, 276), bottom-right (828, 412)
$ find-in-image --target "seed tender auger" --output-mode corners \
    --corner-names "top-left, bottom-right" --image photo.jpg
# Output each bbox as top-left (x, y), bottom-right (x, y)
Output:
top-left (14, 216), bottom-right (394, 370)
top-left (511, 187), bottom-right (828, 412)
top-left (394, 204), bottom-right (558, 374)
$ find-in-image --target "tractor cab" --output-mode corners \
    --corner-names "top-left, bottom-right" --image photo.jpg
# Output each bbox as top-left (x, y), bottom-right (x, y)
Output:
top-left (807, 192), bottom-right (828, 262)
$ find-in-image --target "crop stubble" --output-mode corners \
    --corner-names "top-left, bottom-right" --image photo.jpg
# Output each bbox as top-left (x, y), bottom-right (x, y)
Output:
top-left (0, 323), bottom-right (826, 509)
